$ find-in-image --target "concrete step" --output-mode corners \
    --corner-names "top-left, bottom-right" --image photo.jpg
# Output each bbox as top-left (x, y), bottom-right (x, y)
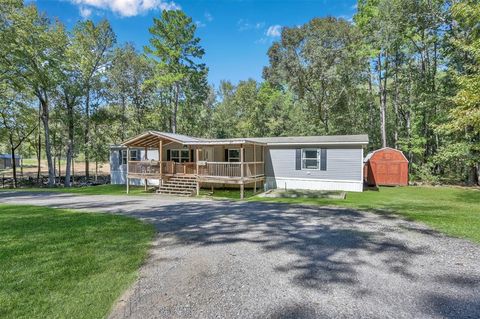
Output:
top-left (157, 189), bottom-right (194, 196)
top-left (159, 186), bottom-right (196, 191)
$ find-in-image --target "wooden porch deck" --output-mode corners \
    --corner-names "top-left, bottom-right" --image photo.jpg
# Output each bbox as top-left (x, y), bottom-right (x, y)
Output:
top-left (127, 160), bottom-right (265, 198)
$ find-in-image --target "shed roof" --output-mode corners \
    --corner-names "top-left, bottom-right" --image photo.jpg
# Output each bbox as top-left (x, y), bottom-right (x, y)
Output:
top-left (364, 147), bottom-right (409, 162)
top-left (0, 154), bottom-right (21, 159)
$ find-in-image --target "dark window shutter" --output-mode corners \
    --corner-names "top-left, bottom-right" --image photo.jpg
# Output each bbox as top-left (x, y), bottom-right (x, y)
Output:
top-left (320, 149), bottom-right (327, 171)
top-left (225, 149), bottom-right (229, 162)
top-left (166, 149), bottom-right (171, 161)
top-left (190, 149), bottom-right (194, 162)
top-left (295, 149), bottom-right (301, 170)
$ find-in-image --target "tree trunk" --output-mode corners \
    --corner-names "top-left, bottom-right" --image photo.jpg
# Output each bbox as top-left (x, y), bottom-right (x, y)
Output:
top-left (58, 153), bottom-right (61, 183)
top-left (378, 52), bottom-right (388, 148)
top-left (121, 95), bottom-right (126, 141)
top-left (37, 102), bottom-right (42, 183)
top-left (10, 144), bottom-right (17, 189)
top-left (40, 96), bottom-right (55, 187)
top-left (393, 49), bottom-right (400, 149)
top-left (72, 158), bottom-right (75, 185)
top-left (477, 162), bottom-right (480, 186)
top-left (172, 83), bottom-right (179, 133)
top-left (467, 165), bottom-right (478, 186)
top-left (65, 101), bottom-right (74, 187)
top-left (84, 87), bottom-right (90, 179)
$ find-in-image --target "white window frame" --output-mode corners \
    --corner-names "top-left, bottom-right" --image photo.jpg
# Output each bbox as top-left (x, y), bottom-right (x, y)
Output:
top-left (129, 150), bottom-right (138, 161)
top-left (121, 150), bottom-right (127, 165)
top-left (227, 148), bottom-right (241, 162)
top-left (301, 148), bottom-right (320, 170)
top-left (171, 149), bottom-right (190, 163)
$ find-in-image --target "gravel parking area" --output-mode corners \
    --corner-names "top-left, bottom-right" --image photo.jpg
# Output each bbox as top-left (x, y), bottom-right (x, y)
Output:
top-left (1, 192), bottom-right (479, 319)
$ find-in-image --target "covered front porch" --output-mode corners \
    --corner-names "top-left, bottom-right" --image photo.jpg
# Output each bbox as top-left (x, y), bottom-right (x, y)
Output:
top-left (121, 131), bottom-right (266, 198)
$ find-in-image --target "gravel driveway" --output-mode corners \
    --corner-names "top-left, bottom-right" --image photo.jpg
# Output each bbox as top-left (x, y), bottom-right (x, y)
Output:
top-left (1, 192), bottom-right (479, 319)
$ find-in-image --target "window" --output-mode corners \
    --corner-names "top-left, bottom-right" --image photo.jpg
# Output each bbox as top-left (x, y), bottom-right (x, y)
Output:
top-left (130, 150), bottom-right (138, 161)
top-left (299, 148), bottom-right (327, 170)
top-left (121, 150), bottom-right (127, 165)
top-left (120, 150), bottom-right (138, 165)
top-left (171, 149), bottom-right (190, 163)
top-left (227, 149), bottom-right (240, 162)
top-left (302, 149), bottom-right (319, 170)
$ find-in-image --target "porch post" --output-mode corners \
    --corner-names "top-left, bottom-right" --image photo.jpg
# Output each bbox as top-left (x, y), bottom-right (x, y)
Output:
top-left (144, 146), bottom-right (148, 191)
top-left (196, 148), bottom-right (200, 196)
top-left (159, 139), bottom-right (163, 186)
top-left (126, 147), bottom-right (130, 194)
top-left (253, 144), bottom-right (256, 194)
top-left (240, 144), bottom-right (244, 199)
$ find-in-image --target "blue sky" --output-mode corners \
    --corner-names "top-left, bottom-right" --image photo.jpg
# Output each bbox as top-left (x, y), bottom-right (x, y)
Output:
top-left (35, 0), bottom-right (357, 87)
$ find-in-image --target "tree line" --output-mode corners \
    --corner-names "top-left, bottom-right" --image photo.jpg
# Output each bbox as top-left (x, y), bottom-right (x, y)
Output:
top-left (0, 0), bottom-right (478, 187)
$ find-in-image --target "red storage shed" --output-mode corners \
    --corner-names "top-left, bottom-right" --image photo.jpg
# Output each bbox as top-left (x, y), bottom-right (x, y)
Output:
top-left (364, 147), bottom-right (408, 186)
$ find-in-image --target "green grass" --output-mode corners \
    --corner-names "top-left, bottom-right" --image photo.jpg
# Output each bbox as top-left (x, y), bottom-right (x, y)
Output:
top-left (0, 204), bottom-right (155, 319)
top-left (20, 158), bottom-right (38, 166)
top-left (0, 184), bottom-right (152, 196)
top-left (251, 186), bottom-right (480, 243)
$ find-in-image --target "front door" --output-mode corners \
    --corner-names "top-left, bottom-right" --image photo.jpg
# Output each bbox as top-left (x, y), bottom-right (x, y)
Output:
top-left (203, 147), bottom-right (214, 162)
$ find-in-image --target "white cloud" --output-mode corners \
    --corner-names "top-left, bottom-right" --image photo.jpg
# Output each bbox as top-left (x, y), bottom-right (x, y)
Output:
top-left (204, 11), bottom-right (213, 22)
top-left (195, 20), bottom-right (206, 28)
top-left (339, 14), bottom-right (353, 22)
top-left (266, 25), bottom-right (281, 37)
top-left (71, 0), bottom-right (181, 17)
top-left (237, 19), bottom-right (265, 31)
top-left (79, 6), bottom-right (92, 18)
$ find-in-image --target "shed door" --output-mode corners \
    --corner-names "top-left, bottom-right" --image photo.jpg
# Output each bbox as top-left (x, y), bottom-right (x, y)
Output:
top-left (376, 162), bottom-right (402, 185)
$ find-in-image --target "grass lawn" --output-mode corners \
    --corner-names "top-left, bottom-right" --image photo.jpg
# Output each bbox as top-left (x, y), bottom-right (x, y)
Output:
top-left (0, 184), bottom-right (152, 196)
top-left (252, 186), bottom-right (480, 243)
top-left (0, 204), bottom-right (154, 319)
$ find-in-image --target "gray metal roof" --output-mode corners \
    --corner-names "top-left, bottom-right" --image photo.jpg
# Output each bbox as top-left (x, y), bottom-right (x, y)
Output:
top-left (248, 134), bottom-right (369, 145)
top-left (150, 131), bottom-right (200, 143)
top-left (0, 154), bottom-right (21, 159)
top-left (186, 138), bottom-right (266, 146)
top-left (120, 131), bottom-right (368, 147)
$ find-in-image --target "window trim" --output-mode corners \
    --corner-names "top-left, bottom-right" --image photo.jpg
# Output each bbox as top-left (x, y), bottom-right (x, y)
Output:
top-left (170, 149), bottom-right (190, 163)
top-left (121, 150), bottom-right (127, 165)
top-left (301, 148), bottom-right (320, 170)
top-left (227, 148), bottom-right (241, 162)
top-left (129, 150), bottom-right (138, 161)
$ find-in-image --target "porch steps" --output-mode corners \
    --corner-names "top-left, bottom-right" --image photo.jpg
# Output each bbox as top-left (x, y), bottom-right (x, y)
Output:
top-left (157, 176), bottom-right (197, 196)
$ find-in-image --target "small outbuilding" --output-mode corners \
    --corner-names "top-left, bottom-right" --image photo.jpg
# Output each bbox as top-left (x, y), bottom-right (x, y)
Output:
top-left (0, 154), bottom-right (21, 170)
top-left (364, 147), bottom-right (408, 186)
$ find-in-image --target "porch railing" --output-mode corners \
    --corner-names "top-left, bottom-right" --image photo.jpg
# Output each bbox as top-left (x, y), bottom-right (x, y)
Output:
top-left (128, 160), bottom-right (161, 176)
top-left (160, 161), bottom-right (196, 175)
top-left (128, 160), bottom-right (264, 178)
top-left (197, 162), bottom-right (264, 178)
